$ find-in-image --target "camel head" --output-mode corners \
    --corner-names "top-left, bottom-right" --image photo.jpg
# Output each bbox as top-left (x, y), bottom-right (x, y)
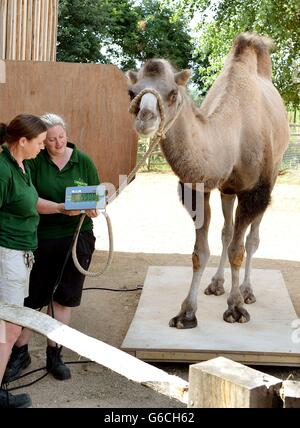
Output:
top-left (126, 59), bottom-right (191, 138)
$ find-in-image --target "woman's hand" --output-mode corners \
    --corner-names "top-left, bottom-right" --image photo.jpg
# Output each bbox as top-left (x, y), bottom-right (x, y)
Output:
top-left (56, 203), bottom-right (66, 213)
top-left (58, 204), bottom-right (81, 216)
top-left (62, 209), bottom-right (82, 216)
top-left (85, 209), bottom-right (99, 218)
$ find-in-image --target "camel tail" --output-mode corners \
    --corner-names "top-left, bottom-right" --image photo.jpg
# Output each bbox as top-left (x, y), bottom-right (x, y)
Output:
top-left (233, 32), bottom-right (274, 79)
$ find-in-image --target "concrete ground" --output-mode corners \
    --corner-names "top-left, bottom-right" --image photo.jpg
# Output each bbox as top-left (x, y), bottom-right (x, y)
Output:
top-left (9, 172), bottom-right (300, 407)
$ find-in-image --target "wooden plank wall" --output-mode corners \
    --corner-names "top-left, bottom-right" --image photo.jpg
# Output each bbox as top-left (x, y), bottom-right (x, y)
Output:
top-left (0, 0), bottom-right (58, 61)
top-left (0, 61), bottom-right (138, 188)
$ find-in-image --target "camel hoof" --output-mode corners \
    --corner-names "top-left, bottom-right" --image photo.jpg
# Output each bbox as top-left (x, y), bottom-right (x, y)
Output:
top-left (204, 278), bottom-right (225, 296)
top-left (241, 288), bottom-right (256, 304)
top-left (169, 315), bottom-right (197, 329)
top-left (223, 306), bottom-right (250, 323)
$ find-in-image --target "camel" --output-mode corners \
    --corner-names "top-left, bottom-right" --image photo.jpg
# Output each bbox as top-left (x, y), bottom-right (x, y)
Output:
top-left (126, 33), bottom-right (289, 328)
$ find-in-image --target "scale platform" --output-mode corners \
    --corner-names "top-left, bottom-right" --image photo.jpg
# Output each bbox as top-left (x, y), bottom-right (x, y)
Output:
top-left (121, 267), bottom-right (300, 366)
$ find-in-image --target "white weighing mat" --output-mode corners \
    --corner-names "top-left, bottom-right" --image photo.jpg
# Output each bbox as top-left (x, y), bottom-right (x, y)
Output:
top-left (121, 267), bottom-right (300, 366)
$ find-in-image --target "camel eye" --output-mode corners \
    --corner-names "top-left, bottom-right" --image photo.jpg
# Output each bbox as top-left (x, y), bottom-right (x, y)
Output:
top-left (168, 89), bottom-right (178, 105)
top-left (128, 89), bottom-right (136, 100)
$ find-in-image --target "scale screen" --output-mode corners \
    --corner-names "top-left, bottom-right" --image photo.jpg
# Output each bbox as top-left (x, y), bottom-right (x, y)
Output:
top-left (65, 185), bottom-right (106, 210)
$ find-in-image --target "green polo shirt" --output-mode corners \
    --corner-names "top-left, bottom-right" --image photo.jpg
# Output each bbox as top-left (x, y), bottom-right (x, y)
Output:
top-left (26, 143), bottom-right (100, 240)
top-left (0, 144), bottom-right (39, 250)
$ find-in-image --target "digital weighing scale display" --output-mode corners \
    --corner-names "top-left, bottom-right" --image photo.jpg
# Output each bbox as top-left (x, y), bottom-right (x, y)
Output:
top-left (71, 192), bottom-right (99, 202)
top-left (65, 185), bottom-right (106, 210)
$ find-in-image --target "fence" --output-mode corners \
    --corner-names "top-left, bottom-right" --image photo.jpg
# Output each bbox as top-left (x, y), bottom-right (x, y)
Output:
top-left (0, 0), bottom-right (58, 61)
top-left (282, 124), bottom-right (300, 169)
top-left (138, 124), bottom-right (300, 172)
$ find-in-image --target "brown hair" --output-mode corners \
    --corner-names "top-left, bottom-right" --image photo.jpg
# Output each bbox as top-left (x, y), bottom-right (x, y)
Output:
top-left (0, 113), bottom-right (47, 146)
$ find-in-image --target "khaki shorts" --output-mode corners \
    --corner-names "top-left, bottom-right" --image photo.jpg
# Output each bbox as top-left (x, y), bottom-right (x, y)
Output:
top-left (0, 246), bottom-right (33, 306)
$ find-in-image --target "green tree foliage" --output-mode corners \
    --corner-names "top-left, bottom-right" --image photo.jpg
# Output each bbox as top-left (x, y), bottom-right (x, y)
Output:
top-left (57, 0), bottom-right (105, 63)
top-left (132, 0), bottom-right (192, 70)
top-left (57, 0), bottom-right (192, 70)
top-left (185, 0), bottom-right (300, 108)
top-left (57, 0), bottom-right (299, 108)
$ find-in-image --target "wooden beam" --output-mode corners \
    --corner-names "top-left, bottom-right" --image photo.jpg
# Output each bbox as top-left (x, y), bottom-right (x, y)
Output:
top-left (188, 356), bottom-right (282, 408)
top-left (133, 350), bottom-right (300, 366)
top-left (0, 303), bottom-right (188, 404)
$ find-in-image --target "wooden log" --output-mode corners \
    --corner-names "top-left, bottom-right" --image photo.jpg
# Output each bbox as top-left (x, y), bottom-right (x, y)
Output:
top-left (43, 0), bottom-right (49, 61)
top-left (21, 0), bottom-right (27, 60)
top-left (39, 0), bottom-right (46, 60)
top-left (0, 0), bottom-right (7, 59)
top-left (46, 0), bottom-right (52, 60)
top-left (32, 0), bottom-right (39, 60)
top-left (6, 0), bottom-right (13, 59)
top-left (0, 303), bottom-right (188, 404)
top-left (12, 0), bottom-right (17, 59)
top-left (25, 0), bottom-right (32, 60)
top-left (15, 0), bottom-right (21, 60)
top-left (188, 356), bottom-right (282, 408)
top-left (280, 380), bottom-right (300, 408)
top-left (51, 0), bottom-right (57, 60)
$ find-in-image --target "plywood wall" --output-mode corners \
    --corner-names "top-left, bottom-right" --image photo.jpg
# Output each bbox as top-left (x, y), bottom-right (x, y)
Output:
top-left (0, 61), bottom-right (138, 188)
top-left (0, 0), bottom-right (58, 61)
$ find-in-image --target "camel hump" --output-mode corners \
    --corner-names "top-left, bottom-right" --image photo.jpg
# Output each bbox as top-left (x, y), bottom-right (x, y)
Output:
top-left (233, 32), bottom-right (274, 79)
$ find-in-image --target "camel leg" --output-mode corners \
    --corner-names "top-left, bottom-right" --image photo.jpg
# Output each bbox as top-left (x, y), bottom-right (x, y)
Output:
top-left (224, 179), bottom-right (271, 323)
top-left (205, 193), bottom-right (236, 296)
top-left (240, 214), bottom-right (263, 304)
top-left (169, 192), bottom-right (211, 329)
top-left (223, 204), bottom-right (251, 323)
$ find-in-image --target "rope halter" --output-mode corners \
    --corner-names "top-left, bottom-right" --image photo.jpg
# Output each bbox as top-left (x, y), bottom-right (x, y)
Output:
top-left (129, 87), bottom-right (167, 139)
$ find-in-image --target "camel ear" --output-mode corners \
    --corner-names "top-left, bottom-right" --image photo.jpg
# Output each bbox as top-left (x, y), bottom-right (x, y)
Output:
top-left (126, 70), bottom-right (138, 84)
top-left (174, 69), bottom-right (191, 86)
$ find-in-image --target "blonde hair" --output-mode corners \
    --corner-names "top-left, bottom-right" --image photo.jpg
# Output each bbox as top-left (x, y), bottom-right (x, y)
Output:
top-left (40, 113), bottom-right (66, 130)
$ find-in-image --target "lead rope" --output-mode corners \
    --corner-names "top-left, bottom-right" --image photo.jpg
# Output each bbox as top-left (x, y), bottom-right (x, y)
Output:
top-left (72, 88), bottom-right (184, 276)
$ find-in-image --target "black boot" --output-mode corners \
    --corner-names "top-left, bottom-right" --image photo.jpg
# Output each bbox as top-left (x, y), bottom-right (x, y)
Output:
top-left (46, 345), bottom-right (71, 380)
top-left (3, 345), bottom-right (31, 383)
top-left (0, 388), bottom-right (32, 408)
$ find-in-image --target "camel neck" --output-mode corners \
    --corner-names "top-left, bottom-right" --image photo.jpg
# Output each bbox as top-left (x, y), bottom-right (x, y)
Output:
top-left (161, 102), bottom-right (236, 189)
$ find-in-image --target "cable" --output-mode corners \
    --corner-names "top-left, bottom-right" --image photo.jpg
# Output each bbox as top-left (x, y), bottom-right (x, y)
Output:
top-left (83, 285), bottom-right (143, 292)
top-left (6, 283), bottom-right (143, 391)
top-left (72, 211), bottom-right (113, 277)
top-left (6, 360), bottom-right (93, 391)
top-left (7, 372), bottom-right (49, 391)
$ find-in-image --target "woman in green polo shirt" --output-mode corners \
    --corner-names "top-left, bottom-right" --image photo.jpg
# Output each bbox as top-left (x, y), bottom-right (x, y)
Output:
top-left (0, 114), bottom-right (47, 408)
top-left (4, 113), bottom-right (100, 383)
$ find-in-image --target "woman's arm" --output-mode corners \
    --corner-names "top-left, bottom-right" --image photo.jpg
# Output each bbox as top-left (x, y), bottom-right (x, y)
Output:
top-left (37, 198), bottom-right (94, 217)
top-left (37, 197), bottom-right (65, 214)
top-left (37, 197), bottom-right (81, 216)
